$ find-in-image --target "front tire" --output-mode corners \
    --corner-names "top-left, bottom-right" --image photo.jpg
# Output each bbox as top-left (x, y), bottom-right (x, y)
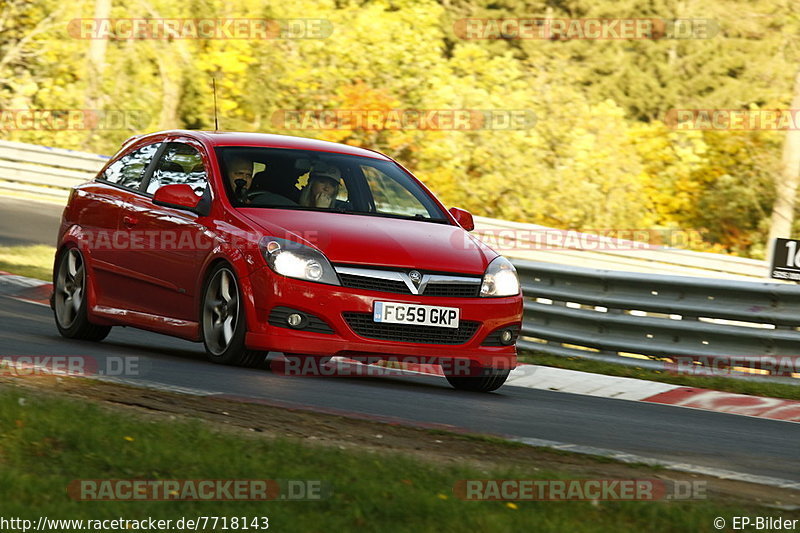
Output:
top-left (201, 263), bottom-right (266, 368)
top-left (53, 247), bottom-right (111, 341)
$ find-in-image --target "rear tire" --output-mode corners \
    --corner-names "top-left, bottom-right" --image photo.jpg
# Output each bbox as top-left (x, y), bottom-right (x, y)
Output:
top-left (201, 263), bottom-right (267, 368)
top-left (53, 247), bottom-right (111, 342)
top-left (445, 366), bottom-right (510, 392)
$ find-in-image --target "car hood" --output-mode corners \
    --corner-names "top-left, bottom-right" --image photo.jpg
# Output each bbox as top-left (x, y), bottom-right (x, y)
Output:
top-left (238, 208), bottom-right (496, 274)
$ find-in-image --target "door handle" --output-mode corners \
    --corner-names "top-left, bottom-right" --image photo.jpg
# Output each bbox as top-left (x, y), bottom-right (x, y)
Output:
top-left (122, 215), bottom-right (138, 228)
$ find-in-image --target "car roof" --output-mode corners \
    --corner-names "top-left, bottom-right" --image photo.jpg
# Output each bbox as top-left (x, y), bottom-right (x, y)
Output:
top-left (129, 130), bottom-right (392, 161)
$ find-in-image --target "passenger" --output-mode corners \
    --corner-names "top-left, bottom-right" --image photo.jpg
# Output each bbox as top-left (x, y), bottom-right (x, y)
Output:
top-left (298, 163), bottom-right (341, 208)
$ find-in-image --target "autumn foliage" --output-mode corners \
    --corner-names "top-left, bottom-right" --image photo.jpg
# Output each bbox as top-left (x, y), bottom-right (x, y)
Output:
top-left (1, 0), bottom-right (798, 257)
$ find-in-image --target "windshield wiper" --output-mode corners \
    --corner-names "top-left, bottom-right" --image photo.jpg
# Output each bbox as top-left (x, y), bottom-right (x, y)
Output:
top-left (361, 212), bottom-right (449, 224)
top-left (339, 210), bottom-right (449, 223)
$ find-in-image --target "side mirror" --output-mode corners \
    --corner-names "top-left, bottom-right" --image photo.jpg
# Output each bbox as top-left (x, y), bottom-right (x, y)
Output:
top-left (153, 184), bottom-right (208, 216)
top-left (449, 207), bottom-right (475, 231)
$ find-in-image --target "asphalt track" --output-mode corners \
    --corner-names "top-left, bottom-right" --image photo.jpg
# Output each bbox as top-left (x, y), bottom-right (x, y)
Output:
top-left (0, 196), bottom-right (63, 246)
top-left (0, 296), bottom-right (797, 483)
top-left (0, 196), bottom-right (797, 485)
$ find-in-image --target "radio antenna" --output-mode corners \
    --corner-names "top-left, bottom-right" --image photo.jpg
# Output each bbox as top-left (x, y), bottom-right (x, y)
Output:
top-left (212, 77), bottom-right (219, 131)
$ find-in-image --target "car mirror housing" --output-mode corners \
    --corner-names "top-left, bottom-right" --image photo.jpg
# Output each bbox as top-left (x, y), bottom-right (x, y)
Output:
top-left (152, 184), bottom-right (208, 216)
top-left (449, 207), bottom-right (475, 231)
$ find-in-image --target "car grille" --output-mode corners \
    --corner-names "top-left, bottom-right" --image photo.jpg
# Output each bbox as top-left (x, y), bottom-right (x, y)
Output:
top-left (338, 273), bottom-right (410, 294)
top-left (336, 267), bottom-right (482, 298)
top-left (342, 312), bottom-right (480, 345)
top-left (422, 284), bottom-right (480, 298)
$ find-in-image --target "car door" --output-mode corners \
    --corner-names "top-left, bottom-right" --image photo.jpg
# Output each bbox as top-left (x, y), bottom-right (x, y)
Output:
top-left (114, 139), bottom-right (213, 320)
top-left (85, 141), bottom-right (163, 309)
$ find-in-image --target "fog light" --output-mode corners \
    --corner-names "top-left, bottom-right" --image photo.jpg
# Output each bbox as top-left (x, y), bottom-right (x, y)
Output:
top-left (287, 313), bottom-right (304, 328)
top-left (500, 329), bottom-right (514, 345)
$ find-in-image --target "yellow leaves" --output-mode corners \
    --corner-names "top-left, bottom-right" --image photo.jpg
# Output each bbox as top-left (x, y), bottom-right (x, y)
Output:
top-left (318, 130), bottom-right (353, 144)
top-left (337, 81), bottom-right (399, 113)
top-left (0, 0), bottom-right (775, 258)
top-left (123, 436), bottom-right (134, 442)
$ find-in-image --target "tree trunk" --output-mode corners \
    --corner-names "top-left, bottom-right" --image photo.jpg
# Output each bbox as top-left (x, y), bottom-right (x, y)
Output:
top-left (82, 0), bottom-right (111, 148)
top-left (767, 67), bottom-right (800, 248)
top-left (155, 53), bottom-right (180, 129)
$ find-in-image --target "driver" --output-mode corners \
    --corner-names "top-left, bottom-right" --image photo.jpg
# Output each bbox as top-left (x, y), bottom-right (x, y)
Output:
top-left (226, 157), bottom-right (254, 203)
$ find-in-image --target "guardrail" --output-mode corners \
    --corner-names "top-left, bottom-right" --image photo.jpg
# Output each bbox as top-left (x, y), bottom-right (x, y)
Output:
top-left (0, 140), bottom-right (106, 198)
top-left (514, 259), bottom-right (800, 382)
top-left (474, 216), bottom-right (770, 281)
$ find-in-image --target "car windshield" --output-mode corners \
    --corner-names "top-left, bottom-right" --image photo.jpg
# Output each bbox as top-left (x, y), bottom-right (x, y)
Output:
top-left (215, 147), bottom-right (448, 222)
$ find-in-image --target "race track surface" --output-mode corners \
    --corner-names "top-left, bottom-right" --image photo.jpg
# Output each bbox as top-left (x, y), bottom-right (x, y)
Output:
top-left (0, 197), bottom-right (62, 246)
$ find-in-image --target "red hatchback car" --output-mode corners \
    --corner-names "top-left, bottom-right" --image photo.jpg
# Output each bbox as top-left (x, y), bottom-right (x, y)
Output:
top-left (52, 131), bottom-right (522, 391)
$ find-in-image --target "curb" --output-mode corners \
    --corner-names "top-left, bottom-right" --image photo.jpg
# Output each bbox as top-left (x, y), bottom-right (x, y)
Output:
top-left (644, 387), bottom-right (800, 422)
top-left (504, 364), bottom-right (799, 422)
top-left (2, 272), bottom-right (797, 423)
top-left (0, 272), bottom-right (52, 306)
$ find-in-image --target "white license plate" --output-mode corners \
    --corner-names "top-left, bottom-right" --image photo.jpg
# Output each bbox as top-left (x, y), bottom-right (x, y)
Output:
top-left (373, 302), bottom-right (460, 328)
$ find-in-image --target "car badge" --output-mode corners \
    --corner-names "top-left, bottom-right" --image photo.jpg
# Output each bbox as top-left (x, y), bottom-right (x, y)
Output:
top-left (408, 270), bottom-right (422, 285)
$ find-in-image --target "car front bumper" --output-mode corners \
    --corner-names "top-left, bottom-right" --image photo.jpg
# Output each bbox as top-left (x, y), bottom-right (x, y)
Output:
top-left (242, 268), bottom-right (522, 369)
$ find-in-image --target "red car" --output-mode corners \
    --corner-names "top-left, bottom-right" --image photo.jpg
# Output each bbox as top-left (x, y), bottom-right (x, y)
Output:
top-left (52, 131), bottom-right (522, 391)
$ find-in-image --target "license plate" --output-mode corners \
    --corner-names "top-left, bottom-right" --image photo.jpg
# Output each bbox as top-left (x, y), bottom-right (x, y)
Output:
top-left (373, 302), bottom-right (460, 328)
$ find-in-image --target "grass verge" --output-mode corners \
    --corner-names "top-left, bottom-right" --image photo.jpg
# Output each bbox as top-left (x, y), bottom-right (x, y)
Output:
top-left (519, 351), bottom-right (800, 401)
top-left (0, 244), bottom-right (54, 281)
top-left (0, 384), bottom-right (795, 532)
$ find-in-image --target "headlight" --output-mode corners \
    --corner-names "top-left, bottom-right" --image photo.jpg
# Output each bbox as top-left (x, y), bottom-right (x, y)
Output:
top-left (480, 256), bottom-right (520, 297)
top-left (259, 237), bottom-right (340, 286)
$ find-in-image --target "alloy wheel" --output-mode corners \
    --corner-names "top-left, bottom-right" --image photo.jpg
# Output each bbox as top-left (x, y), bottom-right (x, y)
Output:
top-left (203, 268), bottom-right (240, 356)
top-left (55, 248), bottom-right (85, 329)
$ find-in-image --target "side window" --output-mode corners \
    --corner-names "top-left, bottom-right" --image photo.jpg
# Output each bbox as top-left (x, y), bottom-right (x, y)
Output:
top-left (101, 143), bottom-right (161, 190)
top-left (146, 143), bottom-right (208, 197)
top-left (361, 165), bottom-right (428, 216)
